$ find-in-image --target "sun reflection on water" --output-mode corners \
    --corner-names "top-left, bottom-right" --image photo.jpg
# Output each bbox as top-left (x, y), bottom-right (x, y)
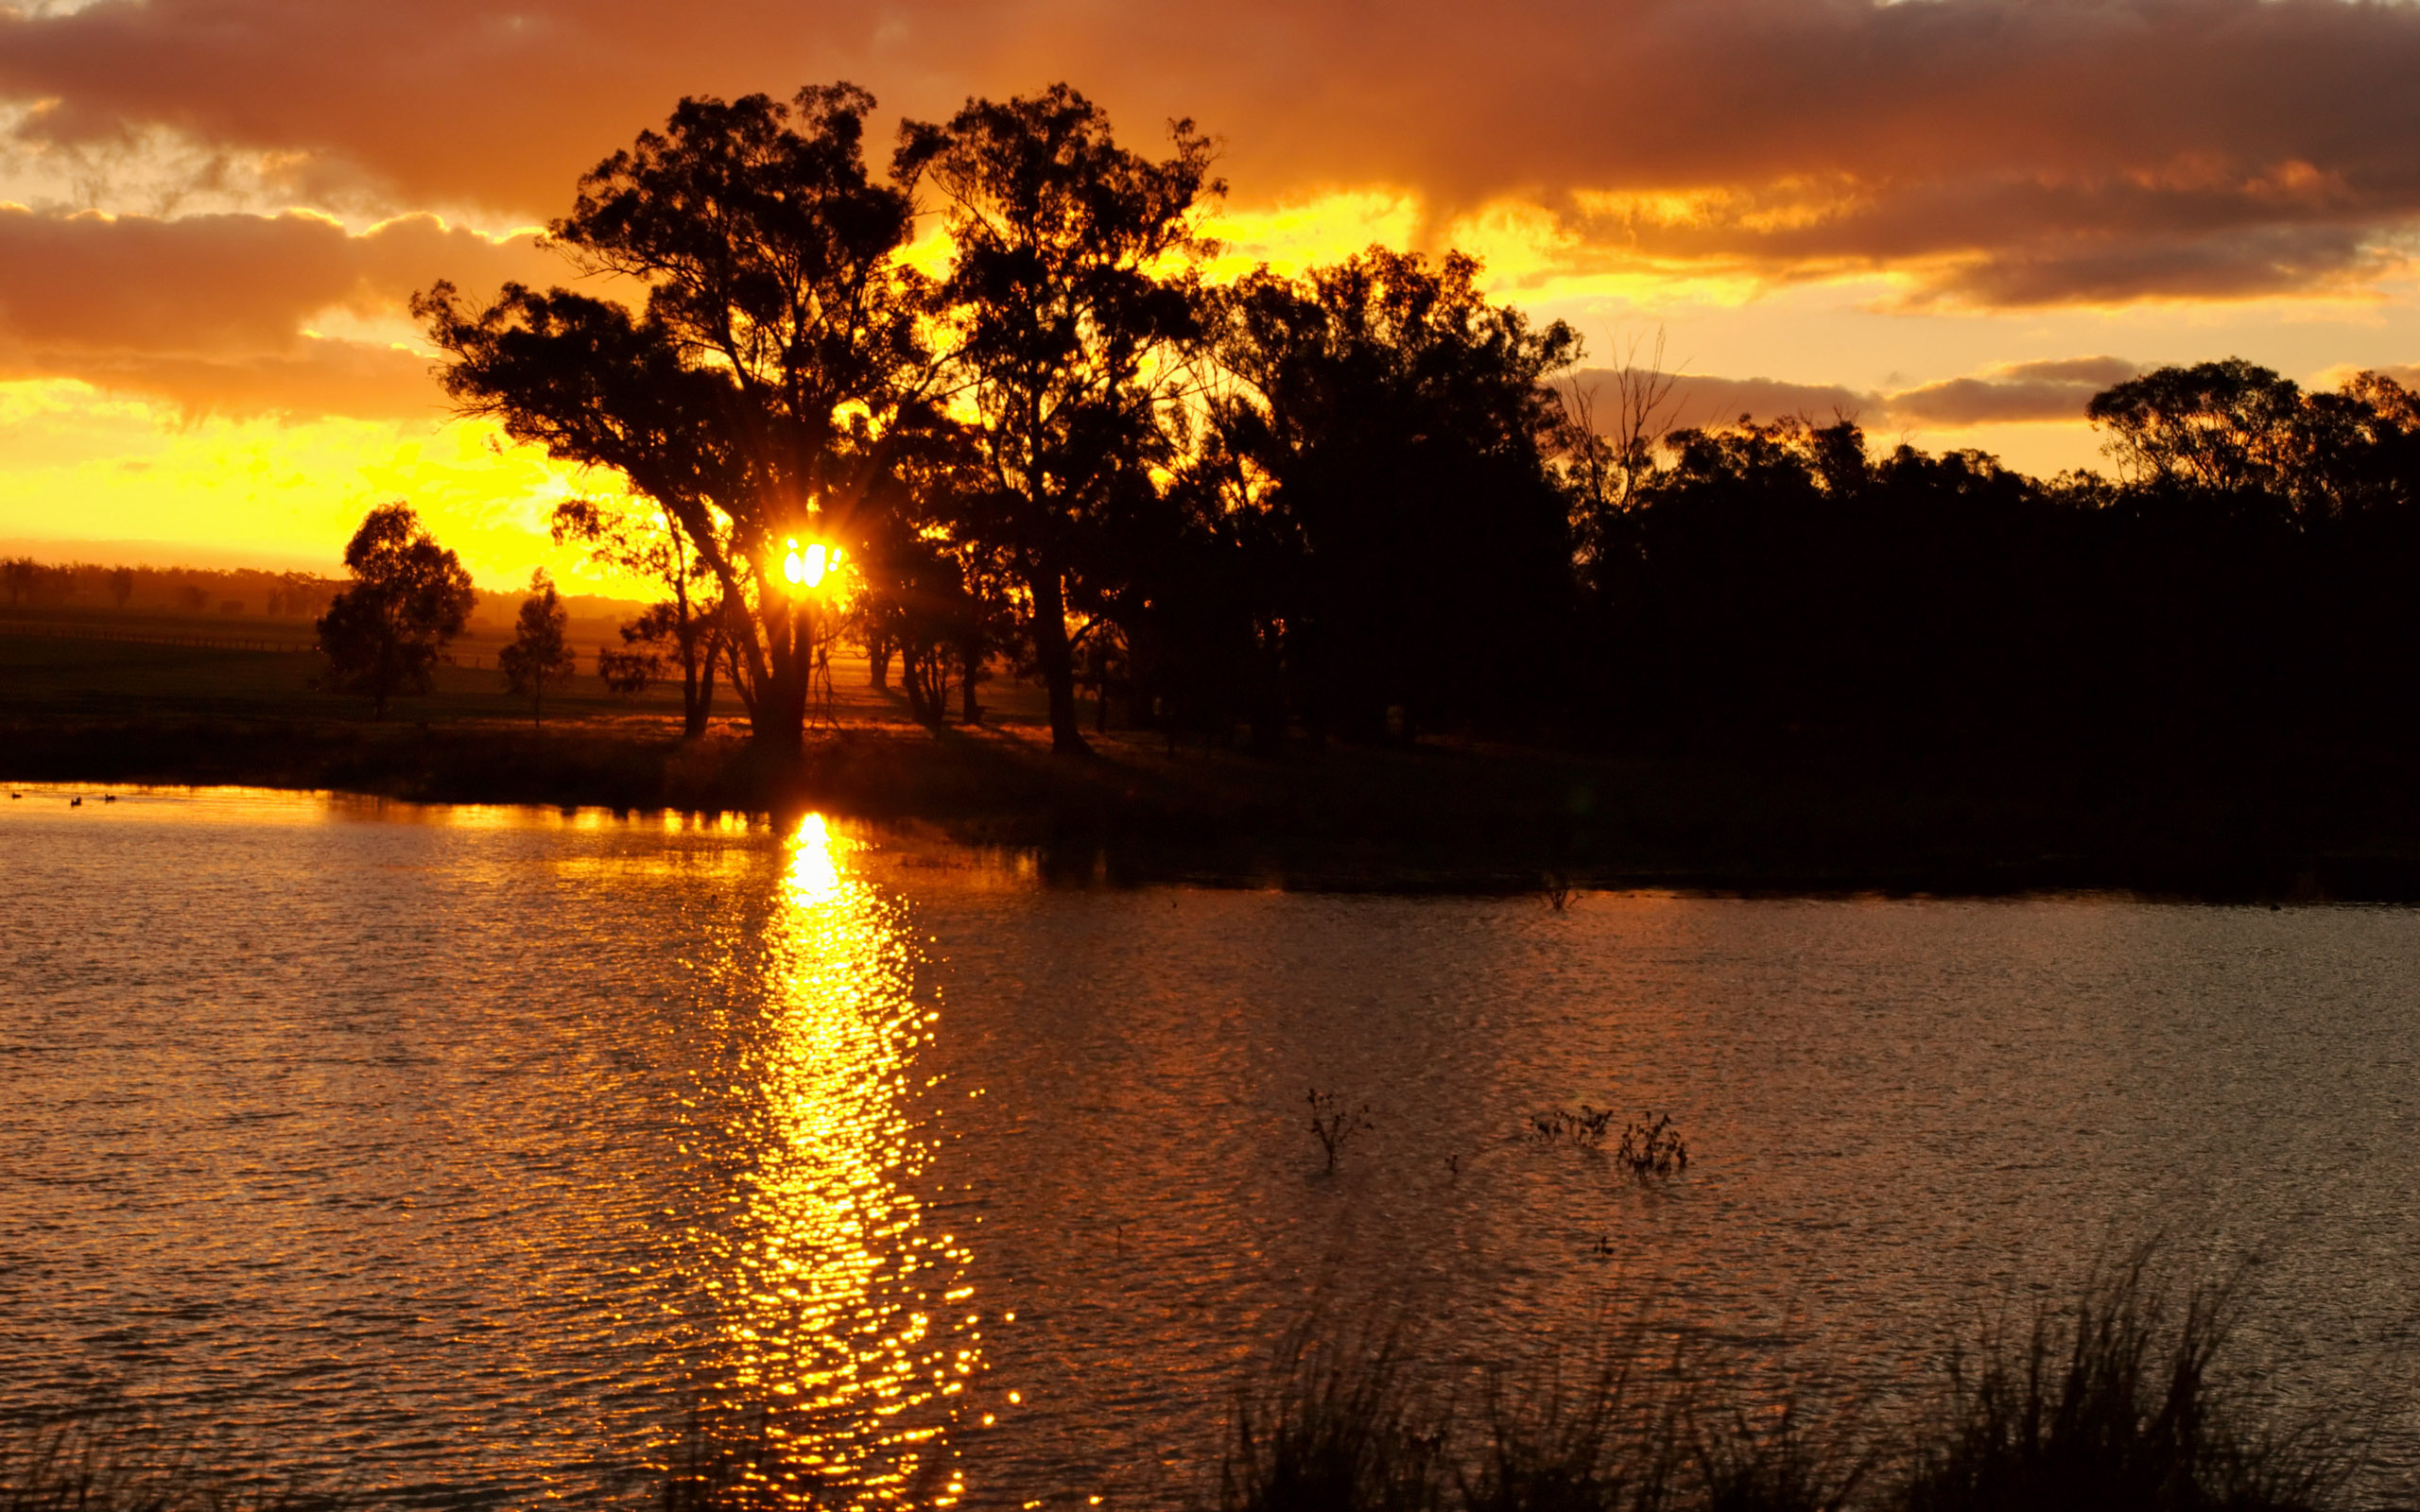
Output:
top-left (709, 813), bottom-right (977, 1505)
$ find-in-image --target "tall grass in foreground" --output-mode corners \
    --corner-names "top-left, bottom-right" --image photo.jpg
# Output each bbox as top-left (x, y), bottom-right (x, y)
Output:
top-left (1, 1261), bottom-right (2366, 1510)
top-left (0, 1415), bottom-right (334, 1512)
top-left (1222, 1261), bottom-right (2358, 1512)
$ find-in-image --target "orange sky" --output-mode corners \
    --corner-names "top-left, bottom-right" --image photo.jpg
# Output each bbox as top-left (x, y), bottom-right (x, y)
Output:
top-left (2, 0), bottom-right (2418, 590)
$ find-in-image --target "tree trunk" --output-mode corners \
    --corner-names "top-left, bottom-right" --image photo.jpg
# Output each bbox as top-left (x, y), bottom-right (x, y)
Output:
top-left (688, 638), bottom-right (717, 739)
top-left (869, 631), bottom-right (892, 691)
top-left (678, 626), bottom-right (706, 739)
top-left (753, 599), bottom-right (806, 761)
top-left (902, 645), bottom-right (935, 725)
top-left (1027, 563), bottom-right (1087, 755)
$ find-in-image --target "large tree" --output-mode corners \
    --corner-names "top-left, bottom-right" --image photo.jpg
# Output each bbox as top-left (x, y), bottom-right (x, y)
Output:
top-left (1202, 249), bottom-right (1580, 741)
top-left (416, 83), bottom-right (929, 758)
top-left (896, 84), bottom-right (1220, 754)
top-left (316, 504), bottom-right (475, 718)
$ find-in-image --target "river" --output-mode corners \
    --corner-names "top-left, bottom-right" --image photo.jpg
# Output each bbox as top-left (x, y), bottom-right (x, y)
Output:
top-left (4, 785), bottom-right (2417, 1506)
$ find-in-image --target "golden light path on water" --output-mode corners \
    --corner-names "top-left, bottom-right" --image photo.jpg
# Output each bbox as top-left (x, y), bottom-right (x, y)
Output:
top-left (699, 813), bottom-right (978, 1506)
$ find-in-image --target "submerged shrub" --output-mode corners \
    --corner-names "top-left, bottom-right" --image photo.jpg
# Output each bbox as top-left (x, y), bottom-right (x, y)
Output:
top-left (1530, 1107), bottom-right (1618, 1148)
top-left (1616, 1115), bottom-right (1688, 1182)
top-left (1307, 1089), bottom-right (1375, 1174)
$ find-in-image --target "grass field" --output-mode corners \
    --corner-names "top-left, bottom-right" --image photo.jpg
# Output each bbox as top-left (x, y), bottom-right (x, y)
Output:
top-left (16, 609), bottom-right (2420, 896)
top-left (0, 603), bottom-right (1068, 733)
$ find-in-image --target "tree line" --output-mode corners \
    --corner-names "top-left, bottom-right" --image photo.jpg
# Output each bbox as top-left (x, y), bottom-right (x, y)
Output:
top-left (2, 560), bottom-right (333, 617)
top-left (372, 80), bottom-right (2420, 766)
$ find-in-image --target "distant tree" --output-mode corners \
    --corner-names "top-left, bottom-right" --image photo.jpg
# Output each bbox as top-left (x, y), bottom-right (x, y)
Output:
top-left (316, 503), bottom-right (476, 718)
top-left (596, 632), bottom-right (664, 699)
top-left (177, 583), bottom-right (209, 613)
top-left (106, 567), bottom-right (133, 610)
top-left (896, 83), bottom-right (1220, 754)
top-left (498, 569), bottom-right (579, 728)
top-left (850, 419), bottom-right (1014, 728)
top-left (271, 570), bottom-right (324, 618)
top-left (552, 496), bottom-right (722, 736)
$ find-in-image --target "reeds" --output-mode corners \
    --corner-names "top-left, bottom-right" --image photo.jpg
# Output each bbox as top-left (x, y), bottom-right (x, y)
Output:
top-left (0, 1415), bottom-right (335, 1512)
top-left (0, 1259), bottom-right (2359, 1512)
top-left (1220, 1259), bottom-right (2353, 1512)
top-left (1222, 1326), bottom-right (1859, 1512)
top-left (1896, 1258), bottom-right (2351, 1512)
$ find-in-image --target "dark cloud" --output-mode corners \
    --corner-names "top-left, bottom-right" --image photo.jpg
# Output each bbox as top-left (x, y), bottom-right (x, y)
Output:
top-left (0, 205), bottom-right (554, 415)
top-left (1571, 356), bottom-right (2141, 437)
top-left (3, 0), bottom-right (2418, 305)
top-left (1564, 367), bottom-right (1883, 430)
top-left (1995, 357), bottom-right (2139, 387)
top-left (0, 335), bottom-right (444, 421)
top-left (1884, 359), bottom-right (2138, 426)
top-left (0, 206), bottom-right (551, 350)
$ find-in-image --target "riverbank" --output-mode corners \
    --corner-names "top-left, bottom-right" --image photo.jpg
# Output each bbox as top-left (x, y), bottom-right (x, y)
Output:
top-left (14, 708), bottom-right (2420, 897)
top-left (15, 615), bottom-right (2420, 894)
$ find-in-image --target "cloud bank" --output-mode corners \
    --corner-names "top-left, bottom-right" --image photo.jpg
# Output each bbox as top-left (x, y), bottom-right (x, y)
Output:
top-left (1564, 356), bottom-right (2145, 436)
top-left (0, 206), bottom-right (552, 417)
top-left (3, 0), bottom-right (2418, 309)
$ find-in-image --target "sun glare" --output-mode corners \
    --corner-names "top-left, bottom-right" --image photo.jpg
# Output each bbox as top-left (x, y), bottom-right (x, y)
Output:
top-left (704, 812), bottom-right (977, 1503)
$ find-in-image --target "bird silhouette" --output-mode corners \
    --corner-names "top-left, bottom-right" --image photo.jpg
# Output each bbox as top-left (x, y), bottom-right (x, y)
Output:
top-left (102, 795), bottom-right (116, 803)
top-left (69, 797), bottom-right (81, 807)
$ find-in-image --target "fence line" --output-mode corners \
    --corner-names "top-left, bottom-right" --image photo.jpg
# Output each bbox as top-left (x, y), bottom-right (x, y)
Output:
top-left (0, 617), bottom-right (318, 654)
top-left (0, 618), bottom-right (522, 670)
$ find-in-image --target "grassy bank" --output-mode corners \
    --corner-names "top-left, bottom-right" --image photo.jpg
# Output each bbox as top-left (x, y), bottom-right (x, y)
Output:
top-left (14, 625), bottom-right (2420, 895)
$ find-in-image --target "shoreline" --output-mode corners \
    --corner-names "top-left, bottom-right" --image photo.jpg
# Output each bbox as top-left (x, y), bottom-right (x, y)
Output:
top-left (12, 712), bottom-right (2420, 900)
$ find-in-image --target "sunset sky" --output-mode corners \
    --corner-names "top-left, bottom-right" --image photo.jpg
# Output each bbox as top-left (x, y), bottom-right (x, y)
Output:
top-left (3, 0), bottom-right (2418, 589)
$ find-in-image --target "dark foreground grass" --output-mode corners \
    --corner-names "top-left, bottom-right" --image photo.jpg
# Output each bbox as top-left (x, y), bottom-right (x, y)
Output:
top-left (0, 1415), bottom-right (337, 1512)
top-left (0, 1261), bottom-right (2369, 1511)
top-left (1219, 1263), bottom-right (2358, 1512)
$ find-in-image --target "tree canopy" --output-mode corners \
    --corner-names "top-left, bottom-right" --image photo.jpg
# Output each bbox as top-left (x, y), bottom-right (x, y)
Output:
top-left (414, 79), bottom-right (2420, 777)
top-left (416, 82), bottom-right (929, 756)
top-left (896, 83), bottom-right (1221, 753)
top-left (315, 504), bottom-right (475, 719)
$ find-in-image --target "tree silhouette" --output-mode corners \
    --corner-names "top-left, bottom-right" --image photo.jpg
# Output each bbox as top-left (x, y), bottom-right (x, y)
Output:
top-left (316, 504), bottom-right (475, 718)
top-left (896, 83), bottom-right (1220, 754)
top-left (418, 82), bottom-right (930, 759)
top-left (553, 496), bottom-right (723, 736)
top-left (2086, 358), bottom-right (2306, 499)
top-left (499, 569), bottom-right (579, 728)
top-left (1201, 248), bottom-right (1580, 742)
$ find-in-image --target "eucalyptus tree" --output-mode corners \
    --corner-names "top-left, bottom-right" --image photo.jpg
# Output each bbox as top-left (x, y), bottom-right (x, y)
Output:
top-left (896, 84), bottom-right (1221, 754)
top-left (551, 494), bottom-right (723, 737)
top-left (1204, 249), bottom-right (1580, 740)
top-left (315, 503), bottom-right (475, 719)
top-left (498, 569), bottom-right (578, 728)
top-left (416, 83), bottom-right (929, 757)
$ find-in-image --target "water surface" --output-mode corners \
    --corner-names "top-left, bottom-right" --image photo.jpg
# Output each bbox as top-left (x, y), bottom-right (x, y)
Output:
top-left (4, 785), bottom-right (2418, 1505)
